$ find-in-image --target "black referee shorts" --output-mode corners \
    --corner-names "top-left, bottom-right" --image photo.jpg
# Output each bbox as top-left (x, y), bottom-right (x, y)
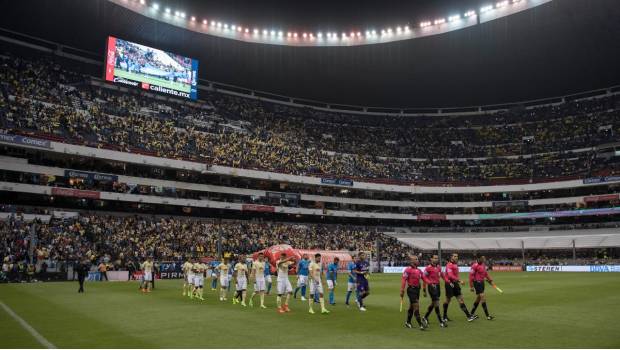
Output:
top-left (427, 284), bottom-right (441, 301)
top-left (473, 280), bottom-right (485, 295)
top-left (407, 286), bottom-right (420, 304)
top-left (445, 282), bottom-right (462, 298)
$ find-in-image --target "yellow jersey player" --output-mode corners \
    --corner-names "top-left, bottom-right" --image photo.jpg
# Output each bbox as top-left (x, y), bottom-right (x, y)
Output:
top-left (216, 257), bottom-right (231, 301)
top-left (192, 260), bottom-right (207, 301)
top-left (182, 258), bottom-right (194, 297)
top-left (233, 255), bottom-right (249, 306)
top-left (140, 257), bottom-right (154, 293)
top-left (249, 252), bottom-right (268, 308)
top-left (308, 253), bottom-right (330, 314)
top-left (276, 252), bottom-right (295, 314)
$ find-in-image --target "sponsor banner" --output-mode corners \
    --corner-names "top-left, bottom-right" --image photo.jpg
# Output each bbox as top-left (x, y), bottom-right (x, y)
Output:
top-left (417, 213), bottom-right (447, 221)
top-left (158, 261), bottom-right (183, 279)
top-left (64, 170), bottom-right (118, 182)
top-left (87, 272), bottom-right (101, 281)
top-left (52, 210), bottom-right (79, 219)
top-left (242, 204), bottom-right (275, 212)
top-left (383, 266), bottom-right (471, 273)
top-left (266, 191), bottom-right (301, 201)
top-left (583, 194), bottom-right (619, 203)
top-left (478, 207), bottom-right (620, 220)
top-left (492, 265), bottom-right (522, 272)
top-left (492, 200), bottom-right (528, 208)
top-left (51, 187), bottom-right (101, 199)
top-left (583, 176), bottom-right (620, 184)
top-left (526, 265), bottom-right (620, 272)
top-left (107, 271), bottom-right (129, 281)
top-left (320, 178), bottom-right (354, 186)
top-left (0, 133), bottom-right (51, 149)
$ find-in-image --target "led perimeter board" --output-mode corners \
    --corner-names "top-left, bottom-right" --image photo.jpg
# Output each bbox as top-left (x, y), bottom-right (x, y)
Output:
top-left (105, 36), bottom-right (198, 100)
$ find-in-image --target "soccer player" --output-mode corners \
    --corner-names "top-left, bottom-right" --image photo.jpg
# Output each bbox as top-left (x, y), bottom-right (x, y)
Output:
top-left (353, 252), bottom-right (370, 311)
top-left (182, 257), bottom-right (194, 297)
top-left (140, 257), bottom-right (154, 293)
top-left (210, 260), bottom-right (219, 290)
top-left (421, 254), bottom-right (447, 328)
top-left (216, 257), bottom-right (231, 301)
top-left (294, 254), bottom-right (310, 300)
top-left (345, 256), bottom-right (358, 306)
top-left (308, 253), bottom-right (330, 314)
top-left (249, 252), bottom-right (268, 308)
top-left (276, 252), bottom-right (295, 313)
top-left (326, 257), bottom-right (339, 305)
top-left (192, 259), bottom-right (207, 301)
top-left (443, 253), bottom-right (476, 322)
top-left (233, 255), bottom-right (249, 306)
top-left (400, 255), bottom-right (428, 330)
top-left (469, 255), bottom-right (495, 320)
top-left (264, 259), bottom-right (273, 295)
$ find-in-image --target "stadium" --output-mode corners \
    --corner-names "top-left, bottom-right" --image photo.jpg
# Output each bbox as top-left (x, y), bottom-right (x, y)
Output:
top-left (0, 0), bottom-right (619, 348)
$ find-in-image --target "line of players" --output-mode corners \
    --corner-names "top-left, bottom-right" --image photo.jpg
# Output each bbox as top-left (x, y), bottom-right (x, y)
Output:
top-left (179, 251), bottom-right (372, 315)
top-left (401, 253), bottom-right (495, 331)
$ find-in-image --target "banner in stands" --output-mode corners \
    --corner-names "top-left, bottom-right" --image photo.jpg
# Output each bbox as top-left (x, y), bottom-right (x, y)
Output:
top-left (320, 178), bottom-right (354, 186)
top-left (241, 204), bottom-right (275, 212)
top-left (492, 200), bottom-right (529, 208)
top-left (52, 211), bottom-right (79, 219)
top-left (64, 170), bottom-right (118, 182)
top-left (478, 207), bottom-right (620, 220)
top-left (583, 176), bottom-right (620, 184)
top-left (583, 194), bottom-right (619, 203)
top-left (253, 244), bottom-right (353, 274)
top-left (51, 187), bottom-right (101, 199)
top-left (0, 133), bottom-right (51, 149)
top-left (491, 265), bottom-right (523, 272)
top-left (106, 271), bottom-right (129, 281)
top-left (158, 261), bottom-right (184, 279)
top-left (526, 265), bottom-right (620, 272)
top-left (417, 213), bottom-right (447, 221)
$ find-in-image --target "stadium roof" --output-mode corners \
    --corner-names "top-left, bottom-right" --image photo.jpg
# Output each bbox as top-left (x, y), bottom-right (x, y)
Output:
top-left (1, 0), bottom-right (620, 107)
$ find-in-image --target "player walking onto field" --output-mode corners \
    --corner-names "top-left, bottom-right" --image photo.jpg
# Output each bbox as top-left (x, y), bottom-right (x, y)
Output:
top-left (191, 259), bottom-right (206, 301)
top-left (233, 255), bottom-right (249, 306)
top-left (140, 257), bottom-right (154, 293)
top-left (353, 252), bottom-right (370, 311)
top-left (276, 252), bottom-right (295, 313)
top-left (469, 255), bottom-right (495, 320)
top-left (182, 257), bottom-right (194, 297)
top-left (345, 256), bottom-right (358, 306)
top-left (326, 257), bottom-right (339, 305)
top-left (400, 255), bottom-right (428, 330)
top-left (294, 254), bottom-right (310, 300)
top-left (308, 253), bottom-right (330, 314)
top-left (422, 254), bottom-right (447, 328)
top-left (442, 253), bottom-right (476, 322)
top-left (249, 252), bottom-right (268, 308)
top-left (216, 257), bottom-right (231, 301)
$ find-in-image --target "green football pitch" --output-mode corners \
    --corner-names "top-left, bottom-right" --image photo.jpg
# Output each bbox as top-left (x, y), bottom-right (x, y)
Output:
top-left (114, 69), bottom-right (191, 93)
top-left (1, 272), bottom-right (619, 348)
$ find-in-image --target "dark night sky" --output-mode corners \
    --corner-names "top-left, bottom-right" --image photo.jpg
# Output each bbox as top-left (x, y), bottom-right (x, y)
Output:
top-left (1, 0), bottom-right (619, 108)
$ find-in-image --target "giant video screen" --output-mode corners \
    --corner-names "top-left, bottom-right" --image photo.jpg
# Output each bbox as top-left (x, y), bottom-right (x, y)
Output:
top-left (105, 36), bottom-right (198, 100)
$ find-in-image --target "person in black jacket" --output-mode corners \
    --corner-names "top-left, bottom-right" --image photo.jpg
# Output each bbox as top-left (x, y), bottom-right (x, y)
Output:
top-left (76, 259), bottom-right (89, 293)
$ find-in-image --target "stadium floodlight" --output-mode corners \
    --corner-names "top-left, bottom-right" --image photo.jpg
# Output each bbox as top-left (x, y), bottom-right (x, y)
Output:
top-left (217, 22), bottom-right (222, 28)
top-left (302, 32), bottom-right (307, 38)
top-left (420, 21), bottom-right (431, 28)
top-left (210, 21), bottom-right (216, 27)
top-left (152, 3), bottom-right (159, 10)
top-left (278, 31), bottom-right (283, 37)
top-left (223, 23), bottom-right (228, 29)
top-left (181, 12), bottom-right (186, 19)
top-left (174, 10), bottom-right (179, 16)
top-left (202, 19), bottom-right (207, 25)
top-left (237, 26), bottom-right (242, 32)
top-left (270, 30), bottom-right (276, 36)
top-left (231, 25), bottom-right (236, 30)
top-left (512, 0), bottom-right (522, 3)
top-left (287, 32), bottom-right (292, 38)
top-left (293, 32), bottom-right (298, 38)
top-left (190, 16), bottom-right (195, 22)
top-left (396, 26), bottom-right (402, 33)
top-left (371, 29), bottom-right (377, 36)
top-left (164, 7), bottom-right (170, 14)
top-left (496, 0), bottom-right (508, 8)
top-left (464, 10), bottom-right (476, 17)
top-left (449, 14), bottom-right (461, 22)
top-left (434, 18), bottom-right (445, 25)
top-left (387, 28), bottom-right (393, 34)
top-left (262, 29), bottom-right (268, 35)
top-left (480, 5), bottom-right (493, 12)
top-left (139, 0), bottom-right (145, 5)
top-left (317, 32), bottom-right (323, 38)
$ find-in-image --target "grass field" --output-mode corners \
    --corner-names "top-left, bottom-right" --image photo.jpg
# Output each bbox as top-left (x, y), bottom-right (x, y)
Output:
top-left (1, 272), bottom-right (619, 348)
top-left (114, 69), bottom-right (191, 93)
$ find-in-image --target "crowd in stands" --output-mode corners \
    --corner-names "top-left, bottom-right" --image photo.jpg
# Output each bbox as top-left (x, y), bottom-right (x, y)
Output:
top-left (1, 52), bottom-right (619, 184)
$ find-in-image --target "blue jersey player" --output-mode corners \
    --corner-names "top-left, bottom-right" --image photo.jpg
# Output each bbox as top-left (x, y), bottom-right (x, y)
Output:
top-left (326, 257), bottom-right (339, 305)
top-left (345, 257), bottom-right (358, 306)
top-left (294, 254), bottom-right (310, 300)
top-left (353, 252), bottom-right (370, 311)
top-left (264, 259), bottom-right (272, 294)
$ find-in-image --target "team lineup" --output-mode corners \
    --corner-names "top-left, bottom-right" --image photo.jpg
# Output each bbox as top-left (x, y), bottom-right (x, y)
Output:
top-left (138, 252), bottom-right (498, 330)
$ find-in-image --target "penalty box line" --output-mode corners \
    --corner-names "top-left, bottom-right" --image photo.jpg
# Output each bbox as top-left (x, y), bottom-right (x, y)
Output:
top-left (0, 301), bottom-right (57, 349)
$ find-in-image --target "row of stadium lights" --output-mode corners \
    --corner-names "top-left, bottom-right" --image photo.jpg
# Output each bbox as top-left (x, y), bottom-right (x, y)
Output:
top-left (131, 0), bottom-right (523, 42)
